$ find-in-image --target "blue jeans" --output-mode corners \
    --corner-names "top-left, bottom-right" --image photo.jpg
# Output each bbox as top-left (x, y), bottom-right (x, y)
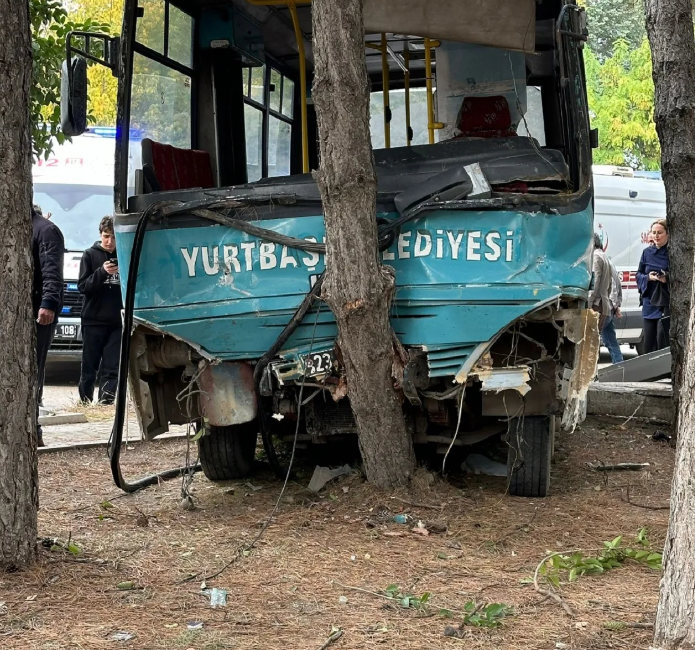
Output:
top-left (601, 314), bottom-right (623, 364)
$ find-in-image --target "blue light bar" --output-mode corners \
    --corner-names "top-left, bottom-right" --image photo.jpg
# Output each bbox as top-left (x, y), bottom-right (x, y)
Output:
top-left (61, 306), bottom-right (71, 314)
top-left (67, 283), bottom-right (78, 291)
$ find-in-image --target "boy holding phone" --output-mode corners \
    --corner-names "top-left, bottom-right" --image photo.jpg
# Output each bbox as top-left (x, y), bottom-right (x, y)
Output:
top-left (77, 216), bottom-right (123, 404)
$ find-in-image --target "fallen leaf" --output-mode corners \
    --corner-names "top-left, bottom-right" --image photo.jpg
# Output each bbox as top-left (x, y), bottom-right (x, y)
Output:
top-left (411, 527), bottom-right (430, 536)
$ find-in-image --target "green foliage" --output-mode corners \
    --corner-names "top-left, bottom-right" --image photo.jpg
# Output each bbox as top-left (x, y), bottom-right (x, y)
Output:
top-left (584, 0), bottom-right (646, 62)
top-left (585, 38), bottom-right (659, 170)
top-left (30, 0), bottom-right (110, 159)
top-left (462, 602), bottom-right (513, 628)
top-left (539, 529), bottom-right (663, 588)
top-left (384, 584), bottom-right (432, 611)
top-left (383, 585), bottom-right (511, 628)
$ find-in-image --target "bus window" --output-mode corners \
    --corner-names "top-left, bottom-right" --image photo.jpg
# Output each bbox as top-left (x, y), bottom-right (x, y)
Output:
top-left (517, 86), bottom-right (546, 146)
top-left (130, 54), bottom-right (192, 149)
top-left (127, 0), bottom-right (194, 198)
top-left (168, 4), bottom-right (194, 69)
top-left (371, 88), bottom-right (431, 149)
top-left (242, 63), bottom-right (295, 180)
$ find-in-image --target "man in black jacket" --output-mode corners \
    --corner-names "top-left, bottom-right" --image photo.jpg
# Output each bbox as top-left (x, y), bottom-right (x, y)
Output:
top-left (78, 216), bottom-right (123, 404)
top-left (32, 206), bottom-right (65, 447)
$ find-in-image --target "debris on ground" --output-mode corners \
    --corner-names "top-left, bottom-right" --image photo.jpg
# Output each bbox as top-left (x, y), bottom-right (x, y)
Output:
top-left (589, 462), bottom-right (650, 471)
top-left (652, 430), bottom-right (673, 444)
top-left (6, 417), bottom-right (671, 650)
top-left (110, 631), bottom-right (135, 642)
top-left (462, 453), bottom-right (507, 476)
top-left (203, 587), bottom-right (228, 608)
top-left (307, 464), bottom-right (351, 492)
top-left (187, 621), bottom-right (204, 630)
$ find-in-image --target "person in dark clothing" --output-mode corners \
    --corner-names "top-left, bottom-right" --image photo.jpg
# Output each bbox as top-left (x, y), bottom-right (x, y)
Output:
top-left (636, 219), bottom-right (670, 353)
top-left (78, 216), bottom-right (123, 404)
top-left (32, 206), bottom-right (65, 447)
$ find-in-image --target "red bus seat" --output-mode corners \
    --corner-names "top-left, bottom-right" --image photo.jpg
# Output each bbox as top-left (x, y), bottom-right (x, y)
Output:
top-left (141, 138), bottom-right (215, 191)
top-left (455, 96), bottom-right (517, 139)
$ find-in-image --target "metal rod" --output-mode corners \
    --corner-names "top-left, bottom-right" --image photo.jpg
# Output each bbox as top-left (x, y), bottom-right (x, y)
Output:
top-left (287, 2), bottom-right (309, 172)
top-left (404, 43), bottom-right (411, 146)
top-left (381, 33), bottom-right (390, 149)
top-left (424, 37), bottom-right (434, 144)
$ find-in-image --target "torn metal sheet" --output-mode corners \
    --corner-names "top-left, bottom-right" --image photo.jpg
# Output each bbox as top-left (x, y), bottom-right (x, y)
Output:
top-left (476, 365), bottom-right (531, 396)
top-left (197, 361), bottom-right (257, 426)
top-left (561, 309), bottom-right (600, 431)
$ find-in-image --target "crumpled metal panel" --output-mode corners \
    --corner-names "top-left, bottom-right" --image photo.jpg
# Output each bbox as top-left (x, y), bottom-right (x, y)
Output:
top-left (114, 205), bottom-right (593, 382)
top-left (561, 309), bottom-right (601, 431)
top-left (197, 361), bottom-right (257, 427)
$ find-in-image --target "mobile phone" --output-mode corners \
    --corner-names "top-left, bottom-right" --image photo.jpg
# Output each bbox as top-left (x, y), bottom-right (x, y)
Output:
top-left (108, 257), bottom-right (118, 265)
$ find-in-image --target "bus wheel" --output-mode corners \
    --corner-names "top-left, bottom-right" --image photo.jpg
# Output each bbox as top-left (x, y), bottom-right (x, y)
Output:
top-left (198, 422), bottom-right (258, 481)
top-left (507, 416), bottom-right (552, 498)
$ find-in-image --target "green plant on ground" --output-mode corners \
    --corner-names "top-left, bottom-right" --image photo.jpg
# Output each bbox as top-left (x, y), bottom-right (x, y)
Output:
top-left (384, 584), bottom-right (431, 610)
top-left (539, 528), bottom-right (663, 588)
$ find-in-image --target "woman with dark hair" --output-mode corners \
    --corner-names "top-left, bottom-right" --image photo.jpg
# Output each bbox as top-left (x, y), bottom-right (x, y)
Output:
top-left (636, 219), bottom-right (670, 353)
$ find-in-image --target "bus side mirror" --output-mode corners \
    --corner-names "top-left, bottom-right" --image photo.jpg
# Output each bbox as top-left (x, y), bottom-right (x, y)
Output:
top-left (61, 57), bottom-right (88, 137)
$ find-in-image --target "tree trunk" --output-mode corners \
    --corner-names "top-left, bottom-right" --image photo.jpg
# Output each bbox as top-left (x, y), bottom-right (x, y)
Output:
top-left (645, 0), bottom-right (695, 413)
top-left (311, 0), bottom-right (416, 487)
top-left (645, 0), bottom-right (695, 646)
top-left (0, 0), bottom-right (38, 566)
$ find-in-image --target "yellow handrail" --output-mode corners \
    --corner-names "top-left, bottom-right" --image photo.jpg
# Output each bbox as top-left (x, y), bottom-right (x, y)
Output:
top-left (246, 0), bottom-right (310, 172)
top-left (287, 2), bottom-right (309, 172)
top-left (424, 38), bottom-right (443, 144)
top-left (381, 33), bottom-right (390, 149)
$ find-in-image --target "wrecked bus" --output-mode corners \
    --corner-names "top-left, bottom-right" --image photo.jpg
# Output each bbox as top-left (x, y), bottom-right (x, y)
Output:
top-left (61, 0), bottom-right (599, 497)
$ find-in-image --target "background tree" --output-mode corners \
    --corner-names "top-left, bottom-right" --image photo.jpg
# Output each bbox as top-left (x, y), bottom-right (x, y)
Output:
top-left (586, 38), bottom-right (660, 169)
top-left (312, 0), bottom-right (416, 487)
top-left (585, 0), bottom-right (646, 61)
top-left (30, 0), bottom-right (110, 158)
top-left (0, 0), bottom-right (39, 567)
top-left (644, 0), bottom-right (695, 646)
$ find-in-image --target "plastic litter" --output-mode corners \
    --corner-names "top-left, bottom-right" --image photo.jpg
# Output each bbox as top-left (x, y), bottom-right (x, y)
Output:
top-left (462, 453), bottom-right (507, 477)
top-left (110, 631), bottom-right (135, 642)
top-left (307, 464), bottom-right (351, 493)
top-left (206, 588), bottom-right (228, 608)
top-left (187, 621), bottom-right (204, 630)
top-left (393, 514), bottom-right (409, 524)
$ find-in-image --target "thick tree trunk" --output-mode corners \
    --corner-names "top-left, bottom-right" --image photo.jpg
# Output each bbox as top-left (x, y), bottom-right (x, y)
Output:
top-left (645, 0), bottom-right (695, 411)
top-left (645, 0), bottom-right (695, 647)
top-left (0, 0), bottom-right (38, 566)
top-left (311, 0), bottom-right (416, 487)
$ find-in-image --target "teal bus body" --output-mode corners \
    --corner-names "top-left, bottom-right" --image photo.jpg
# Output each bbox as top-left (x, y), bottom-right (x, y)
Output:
top-left (115, 205), bottom-right (593, 375)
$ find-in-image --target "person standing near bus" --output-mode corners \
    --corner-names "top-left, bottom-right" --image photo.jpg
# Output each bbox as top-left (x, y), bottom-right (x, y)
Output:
top-left (32, 206), bottom-right (65, 447)
top-left (637, 219), bottom-right (670, 353)
top-left (78, 216), bottom-right (123, 404)
top-left (600, 257), bottom-right (624, 364)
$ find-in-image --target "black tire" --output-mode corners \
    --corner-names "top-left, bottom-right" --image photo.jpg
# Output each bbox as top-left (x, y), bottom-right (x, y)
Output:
top-left (198, 422), bottom-right (258, 481)
top-left (507, 416), bottom-right (552, 498)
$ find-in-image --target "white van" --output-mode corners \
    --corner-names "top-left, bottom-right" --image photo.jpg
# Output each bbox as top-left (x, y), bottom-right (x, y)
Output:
top-left (593, 166), bottom-right (666, 352)
top-left (33, 128), bottom-right (116, 358)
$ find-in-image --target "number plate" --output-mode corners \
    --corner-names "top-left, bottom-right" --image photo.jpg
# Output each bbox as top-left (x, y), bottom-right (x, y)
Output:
top-left (302, 350), bottom-right (336, 377)
top-left (55, 323), bottom-right (79, 340)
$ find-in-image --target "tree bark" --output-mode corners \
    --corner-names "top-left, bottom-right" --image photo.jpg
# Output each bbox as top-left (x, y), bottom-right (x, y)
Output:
top-left (645, 0), bottom-right (695, 412)
top-left (311, 0), bottom-right (416, 487)
top-left (0, 0), bottom-right (39, 566)
top-left (645, 0), bottom-right (695, 647)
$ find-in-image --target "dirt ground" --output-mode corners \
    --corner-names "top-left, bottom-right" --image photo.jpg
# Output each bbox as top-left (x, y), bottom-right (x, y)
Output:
top-left (0, 416), bottom-right (674, 650)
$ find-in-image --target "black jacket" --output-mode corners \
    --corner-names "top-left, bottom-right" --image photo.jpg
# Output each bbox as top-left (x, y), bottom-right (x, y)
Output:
top-left (32, 211), bottom-right (65, 317)
top-left (78, 242), bottom-right (123, 325)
